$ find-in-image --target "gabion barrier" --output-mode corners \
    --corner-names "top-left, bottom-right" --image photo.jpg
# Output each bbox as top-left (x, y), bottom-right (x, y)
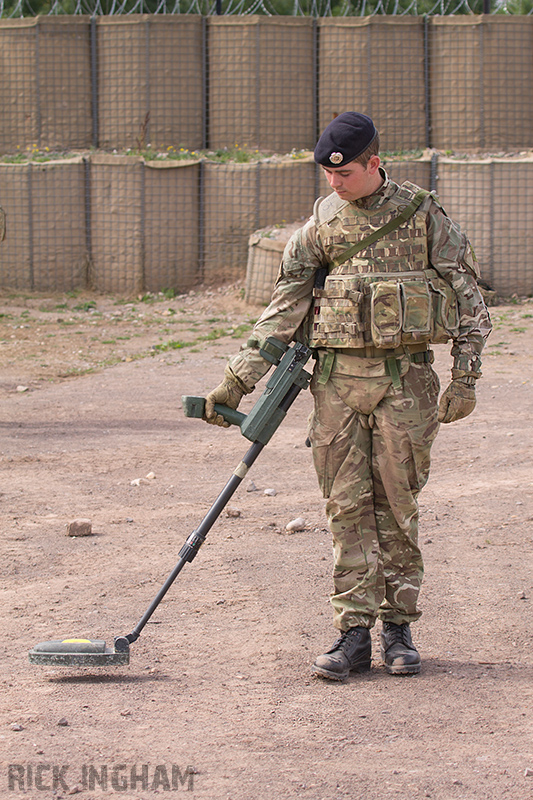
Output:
top-left (1, 16), bottom-right (533, 155)
top-left (0, 154), bottom-right (531, 297)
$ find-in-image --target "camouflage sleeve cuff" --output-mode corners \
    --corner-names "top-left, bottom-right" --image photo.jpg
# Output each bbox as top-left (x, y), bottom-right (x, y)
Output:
top-left (451, 369), bottom-right (480, 384)
top-left (227, 347), bottom-right (272, 392)
top-left (452, 353), bottom-right (482, 376)
top-left (225, 365), bottom-right (254, 394)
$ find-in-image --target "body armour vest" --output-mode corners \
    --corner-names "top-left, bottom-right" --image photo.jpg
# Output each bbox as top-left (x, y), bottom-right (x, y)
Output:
top-left (308, 180), bottom-right (460, 350)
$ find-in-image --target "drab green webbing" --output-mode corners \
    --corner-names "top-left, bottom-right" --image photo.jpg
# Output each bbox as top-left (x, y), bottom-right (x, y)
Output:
top-left (318, 351), bottom-right (336, 385)
top-left (331, 188), bottom-right (430, 269)
top-left (385, 355), bottom-right (403, 390)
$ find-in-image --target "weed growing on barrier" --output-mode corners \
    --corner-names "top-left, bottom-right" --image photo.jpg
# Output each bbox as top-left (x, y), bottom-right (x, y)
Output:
top-left (1, 145), bottom-right (79, 163)
top-left (123, 144), bottom-right (301, 163)
top-left (381, 148), bottom-right (425, 161)
top-left (152, 145), bottom-right (268, 163)
top-left (0, 144), bottom-right (313, 164)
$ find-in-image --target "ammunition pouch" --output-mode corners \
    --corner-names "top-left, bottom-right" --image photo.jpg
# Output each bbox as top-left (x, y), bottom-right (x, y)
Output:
top-left (308, 269), bottom-right (459, 350)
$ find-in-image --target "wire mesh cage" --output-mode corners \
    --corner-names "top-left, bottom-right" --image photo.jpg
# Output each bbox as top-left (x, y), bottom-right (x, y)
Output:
top-left (0, 15), bottom-right (532, 297)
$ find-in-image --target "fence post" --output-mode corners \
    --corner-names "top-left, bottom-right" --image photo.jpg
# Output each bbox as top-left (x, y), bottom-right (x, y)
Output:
top-left (312, 18), bottom-right (319, 148)
top-left (479, 19), bottom-right (485, 151)
top-left (199, 159), bottom-right (205, 284)
top-left (424, 15), bottom-right (431, 149)
top-left (202, 16), bottom-right (208, 150)
top-left (430, 151), bottom-right (438, 194)
top-left (145, 18), bottom-right (151, 148)
top-left (84, 157), bottom-right (92, 288)
top-left (256, 22), bottom-right (260, 149)
top-left (90, 17), bottom-right (99, 149)
top-left (140, 160), bottom-right (146, 293)
top-left (27, 164), bottom-right (34, 291)
top-left (254, 161), bottom-right (259, 232)
top-left (35, 22), bottom-right (42, 149)
top-left (488, 160), bottom-right (494, 287)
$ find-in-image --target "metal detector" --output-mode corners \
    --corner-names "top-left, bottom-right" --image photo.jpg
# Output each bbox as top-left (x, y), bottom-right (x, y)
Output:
top-left (29, 338), bottom-right (312, 667)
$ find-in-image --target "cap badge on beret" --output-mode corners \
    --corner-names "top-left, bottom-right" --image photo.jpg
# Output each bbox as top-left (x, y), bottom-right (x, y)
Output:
top-left (330, 152), bottom-right (343, 165)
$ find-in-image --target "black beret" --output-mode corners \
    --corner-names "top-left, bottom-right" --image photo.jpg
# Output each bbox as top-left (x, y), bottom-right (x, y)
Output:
top-left (314, 112), bottom-right (378, 167)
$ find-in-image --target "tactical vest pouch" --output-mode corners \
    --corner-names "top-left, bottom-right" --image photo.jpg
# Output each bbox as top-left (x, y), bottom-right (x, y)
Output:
top-left (370, 282), bottom-right (403, 348)
top-left (427, 271), bottom-right (460, 342)
top-left (309, 275), bottom-right (366, 348)
top-left (400, 280), bottom-right (432, 343)
top-left (369, 273), bottom-right (456, 348)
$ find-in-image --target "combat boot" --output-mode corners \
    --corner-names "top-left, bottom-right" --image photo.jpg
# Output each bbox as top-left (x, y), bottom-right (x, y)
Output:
top-left (380, 622), bottom-right (421, 675)
top-left (312, 626), bottom-right (371, 681)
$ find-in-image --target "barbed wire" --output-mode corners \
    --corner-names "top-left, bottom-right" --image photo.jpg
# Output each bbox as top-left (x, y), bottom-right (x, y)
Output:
top-left (0, 0), bottom-right (531, 18)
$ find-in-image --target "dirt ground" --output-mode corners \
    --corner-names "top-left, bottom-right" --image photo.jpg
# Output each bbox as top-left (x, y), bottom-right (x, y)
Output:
top-left (0, 283), bottom-right (532, 800)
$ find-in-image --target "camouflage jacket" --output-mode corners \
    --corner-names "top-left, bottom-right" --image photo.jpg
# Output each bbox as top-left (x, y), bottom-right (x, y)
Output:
top-left (229, 169), bottom-right (492, 389)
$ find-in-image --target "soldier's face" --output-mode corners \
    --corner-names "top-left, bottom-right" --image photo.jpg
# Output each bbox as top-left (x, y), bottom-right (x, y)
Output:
top-left (322, 155), bottom-right (381, 202)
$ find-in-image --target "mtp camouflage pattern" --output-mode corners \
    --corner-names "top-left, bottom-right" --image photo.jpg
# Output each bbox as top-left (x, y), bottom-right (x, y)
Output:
top-left (229, 169), bottom-right (491, 386)
top-left (225, 168), bottom-right (491, 631)
top-left (309, 181), bottom-right (462, 350)
top-left (308, 351), bottom-right (440, 629)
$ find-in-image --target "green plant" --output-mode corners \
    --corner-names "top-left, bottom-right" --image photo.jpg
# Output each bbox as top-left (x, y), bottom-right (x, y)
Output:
top-left (151, 339), bottom-right (188, 352)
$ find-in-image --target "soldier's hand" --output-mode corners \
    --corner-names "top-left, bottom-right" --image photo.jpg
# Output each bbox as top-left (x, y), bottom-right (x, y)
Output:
top-left (438, 379), bottom-right (476, 424)
top-left (204, 368), bottom-right (247, 428)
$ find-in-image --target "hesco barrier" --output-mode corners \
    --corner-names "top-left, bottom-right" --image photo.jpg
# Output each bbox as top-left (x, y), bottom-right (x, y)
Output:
top-left (0, 158), bottom-right (88, 292)
top-left (202, 157), bottom-right (317, 284)
top-left (208, 17), bottom-right (316, 154)
top-left (0, 154), bottom-right (531, 297)
top-left (96, 17), bottom-right (204, 152)
top-left (1, 16), bottom-right (533, 155)
top-left (0, 18), bottom-right (92, 152)
top-left (429, 17), bottom-right (533, 151)
top-left (318, 18), bottom-right (427, 153)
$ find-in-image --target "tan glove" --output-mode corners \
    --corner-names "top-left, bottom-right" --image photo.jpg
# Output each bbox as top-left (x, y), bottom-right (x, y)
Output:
top-left (204, 367), bottom-right (250, 428)
top-left (438, 379), bottom-right (476, 424)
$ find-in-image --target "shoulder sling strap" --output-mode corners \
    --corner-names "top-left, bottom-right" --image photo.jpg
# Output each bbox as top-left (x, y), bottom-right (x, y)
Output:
top-left (331, 188), bottom-right (430, 269)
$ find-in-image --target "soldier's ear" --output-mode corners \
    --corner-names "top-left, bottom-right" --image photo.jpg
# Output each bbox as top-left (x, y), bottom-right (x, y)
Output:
top-left (367, 155), bottom-right (381, 175)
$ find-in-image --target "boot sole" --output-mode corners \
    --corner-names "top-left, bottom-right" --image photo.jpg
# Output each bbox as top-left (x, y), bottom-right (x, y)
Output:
top-left (382, 661), bottom-right (421, 675)
top-left (312, 660), bottom-right (371, 681)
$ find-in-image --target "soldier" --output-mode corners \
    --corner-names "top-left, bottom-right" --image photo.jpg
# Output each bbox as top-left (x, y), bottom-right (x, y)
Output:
top-left (204, 112), bottom-right (491, 680)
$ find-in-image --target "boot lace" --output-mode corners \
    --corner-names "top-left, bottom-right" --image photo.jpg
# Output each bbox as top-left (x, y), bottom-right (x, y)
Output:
top-left (384, 623), bottom-right (410, 646)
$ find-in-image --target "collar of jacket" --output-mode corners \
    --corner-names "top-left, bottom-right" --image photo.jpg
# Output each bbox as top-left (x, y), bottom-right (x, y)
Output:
top-left (353, 167), bottom-right (398, 211)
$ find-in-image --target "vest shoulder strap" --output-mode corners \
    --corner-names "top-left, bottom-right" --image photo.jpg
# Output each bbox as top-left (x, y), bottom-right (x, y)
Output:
top-left (331, 185), bottom-right (430, 268)
top-left (313, 192), bottom-right (348, 227)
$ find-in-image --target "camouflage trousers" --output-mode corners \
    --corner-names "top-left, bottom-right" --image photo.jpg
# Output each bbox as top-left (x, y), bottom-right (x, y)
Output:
top-left (308, 350), bottom-right (440, 631)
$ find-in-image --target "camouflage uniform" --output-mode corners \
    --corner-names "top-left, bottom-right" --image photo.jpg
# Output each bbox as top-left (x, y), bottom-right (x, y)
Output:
top-left (229, 169), bottom-right (491, 631)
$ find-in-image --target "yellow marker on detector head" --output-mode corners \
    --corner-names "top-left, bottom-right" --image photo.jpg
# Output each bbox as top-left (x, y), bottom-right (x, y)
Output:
top-left (62, 638), bottom-right (92, 643)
